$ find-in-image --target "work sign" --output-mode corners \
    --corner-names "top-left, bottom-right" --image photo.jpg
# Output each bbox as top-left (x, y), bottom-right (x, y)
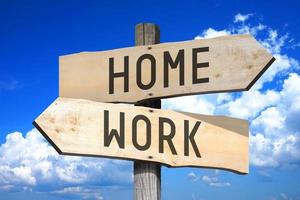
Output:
top-left (34, 98), bottom-right (249, 174)
top-left (60, 34), bottom-right (274, 103)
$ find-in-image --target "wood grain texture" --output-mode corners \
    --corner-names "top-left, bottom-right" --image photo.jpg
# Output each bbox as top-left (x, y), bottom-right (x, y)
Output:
top-left (33, 97), bottom-right (249, 174)
top-left (134, 161), bottom-right (161, 200)
top-left (59, 34), bottom-right (274, 103)
top-left (134, 23), bottom-right (161, 200)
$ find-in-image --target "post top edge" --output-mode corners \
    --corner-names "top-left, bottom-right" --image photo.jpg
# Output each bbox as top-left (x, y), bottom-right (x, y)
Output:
top-left (135, 23), bottom-right (160, 29)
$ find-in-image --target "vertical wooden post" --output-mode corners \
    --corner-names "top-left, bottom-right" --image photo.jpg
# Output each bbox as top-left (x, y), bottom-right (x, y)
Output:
top-left (134, 23), bottom-right (161, 200)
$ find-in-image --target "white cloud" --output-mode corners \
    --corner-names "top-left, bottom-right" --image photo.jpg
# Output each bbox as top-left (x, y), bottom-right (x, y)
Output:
top-left (0, 79), bottom-right (20, 91)
top-left (249, 73), bottom-right (300, 167)
top-left (0, 129), bottom-right (132, 195)
top-left (216, 93), bottom-right (232, 104)
top-left (202, 175), bottom-right (231, 187)
top-left (250, 133), bottom-right (279, 167)
top-left (166, 13), bottom-right (300, 169)
top-left (222, 90), bottom-right (280, 119)
top-left (262, 30), bottom-right (289, 54)
top-left (231, 73), bottom-right (300, 168)
top-left (234, 23), bottom-right (266, 36)
top-left (52, 186), bottom-right (104, 200)
top-left (163, 95), bottom-right (216, 115)
top-left (252, 107), bottom-right (285, 134)
top-left (195, 28), bottom-right (230, 39)
top-left (280, 73), bottom-right (300, 113)
top-left (234, 13), bottom-right (252, 23)
top-left (188, 170), bottom-right (230, 187)
top-left (187, 171), bottom-right (198, 181)
top-left (280, 193), bottom-right (289, 200)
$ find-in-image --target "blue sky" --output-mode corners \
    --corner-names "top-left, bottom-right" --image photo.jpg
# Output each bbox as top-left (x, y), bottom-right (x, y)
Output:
top-left (1, 0), bottom-right (300, 200)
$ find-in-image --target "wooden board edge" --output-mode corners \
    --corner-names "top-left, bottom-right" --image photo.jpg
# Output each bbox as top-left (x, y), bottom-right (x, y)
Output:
top-left (50, 150), bottom-right (248, 175)
top-left (59, 34), bottom-right (252, 58)
top-left (32, 120), bottom-right (63, 155)
top-left (99, 88), bottom-right (247, 104)
top-left (246, 57), bottom-right (276, 90)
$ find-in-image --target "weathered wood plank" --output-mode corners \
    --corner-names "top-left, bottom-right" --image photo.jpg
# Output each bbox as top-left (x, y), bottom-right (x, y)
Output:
top-left (33, 97), bottom-right (249, 174)
top-left (134, 23), bottom-right (161, 200)
top-left (59, 34), bottom-right (274, 103)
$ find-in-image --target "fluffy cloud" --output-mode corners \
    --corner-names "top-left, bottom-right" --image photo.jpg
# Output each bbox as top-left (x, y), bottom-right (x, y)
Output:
top-left (234, 13), bottom-right (252, 23)
top-left (194, 28), bottom-right (230, 39)
top-left (163, 95), bottom-right (216, 115)
top-left (250, 133), bottom-right (299, 168)
top-left (165, 13), bottom-right (300, 168)
top-left (187, 172), bottom-right (199, 182)
top-left (222, 90), bottom-right (280, 119)
top-left (249, 73), bottom-right (300, 167)
top-left (187, 170), bottom-right (230, 187)
top-left (52, 186), bottom-right (104, 200)
top-left (280, 193), bottom-right (290, 200)
top-left (269, 192), bottom-right (293, 200)
top-left (202, 175), bottom-right (231, 187)
top-left (0, 79), bottom-right (20, 91)
top-left (252, 107), bottom-right (285, 133)
top-left (0, 129), bottom-right (132, 197)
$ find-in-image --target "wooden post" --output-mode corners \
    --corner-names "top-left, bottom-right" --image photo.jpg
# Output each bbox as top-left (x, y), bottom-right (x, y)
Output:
top-left (134, 23), bottom-right (161, 200)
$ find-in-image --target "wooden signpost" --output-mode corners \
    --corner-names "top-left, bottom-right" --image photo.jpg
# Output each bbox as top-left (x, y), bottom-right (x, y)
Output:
top-left (133, 24), bottom-right (161, 200)
top-left (33, 23), bottom-right (275, 200)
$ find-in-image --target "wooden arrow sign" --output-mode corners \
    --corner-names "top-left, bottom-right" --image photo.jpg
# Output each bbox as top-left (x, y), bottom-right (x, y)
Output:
top-left (60, 34), bottom-right (274, 103)
top-left (33, 97), bottom-right (249, 174)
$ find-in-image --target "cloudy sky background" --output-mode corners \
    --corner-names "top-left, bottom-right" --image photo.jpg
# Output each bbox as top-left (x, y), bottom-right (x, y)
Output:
top-left (1, 1), bottom-right (300, 200)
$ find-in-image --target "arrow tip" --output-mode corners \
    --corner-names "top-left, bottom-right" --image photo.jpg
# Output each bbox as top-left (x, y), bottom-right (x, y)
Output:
top-left (32, 121), bottom-right (63, 155)
top-left (246, 56), bottom-right (276, 90)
